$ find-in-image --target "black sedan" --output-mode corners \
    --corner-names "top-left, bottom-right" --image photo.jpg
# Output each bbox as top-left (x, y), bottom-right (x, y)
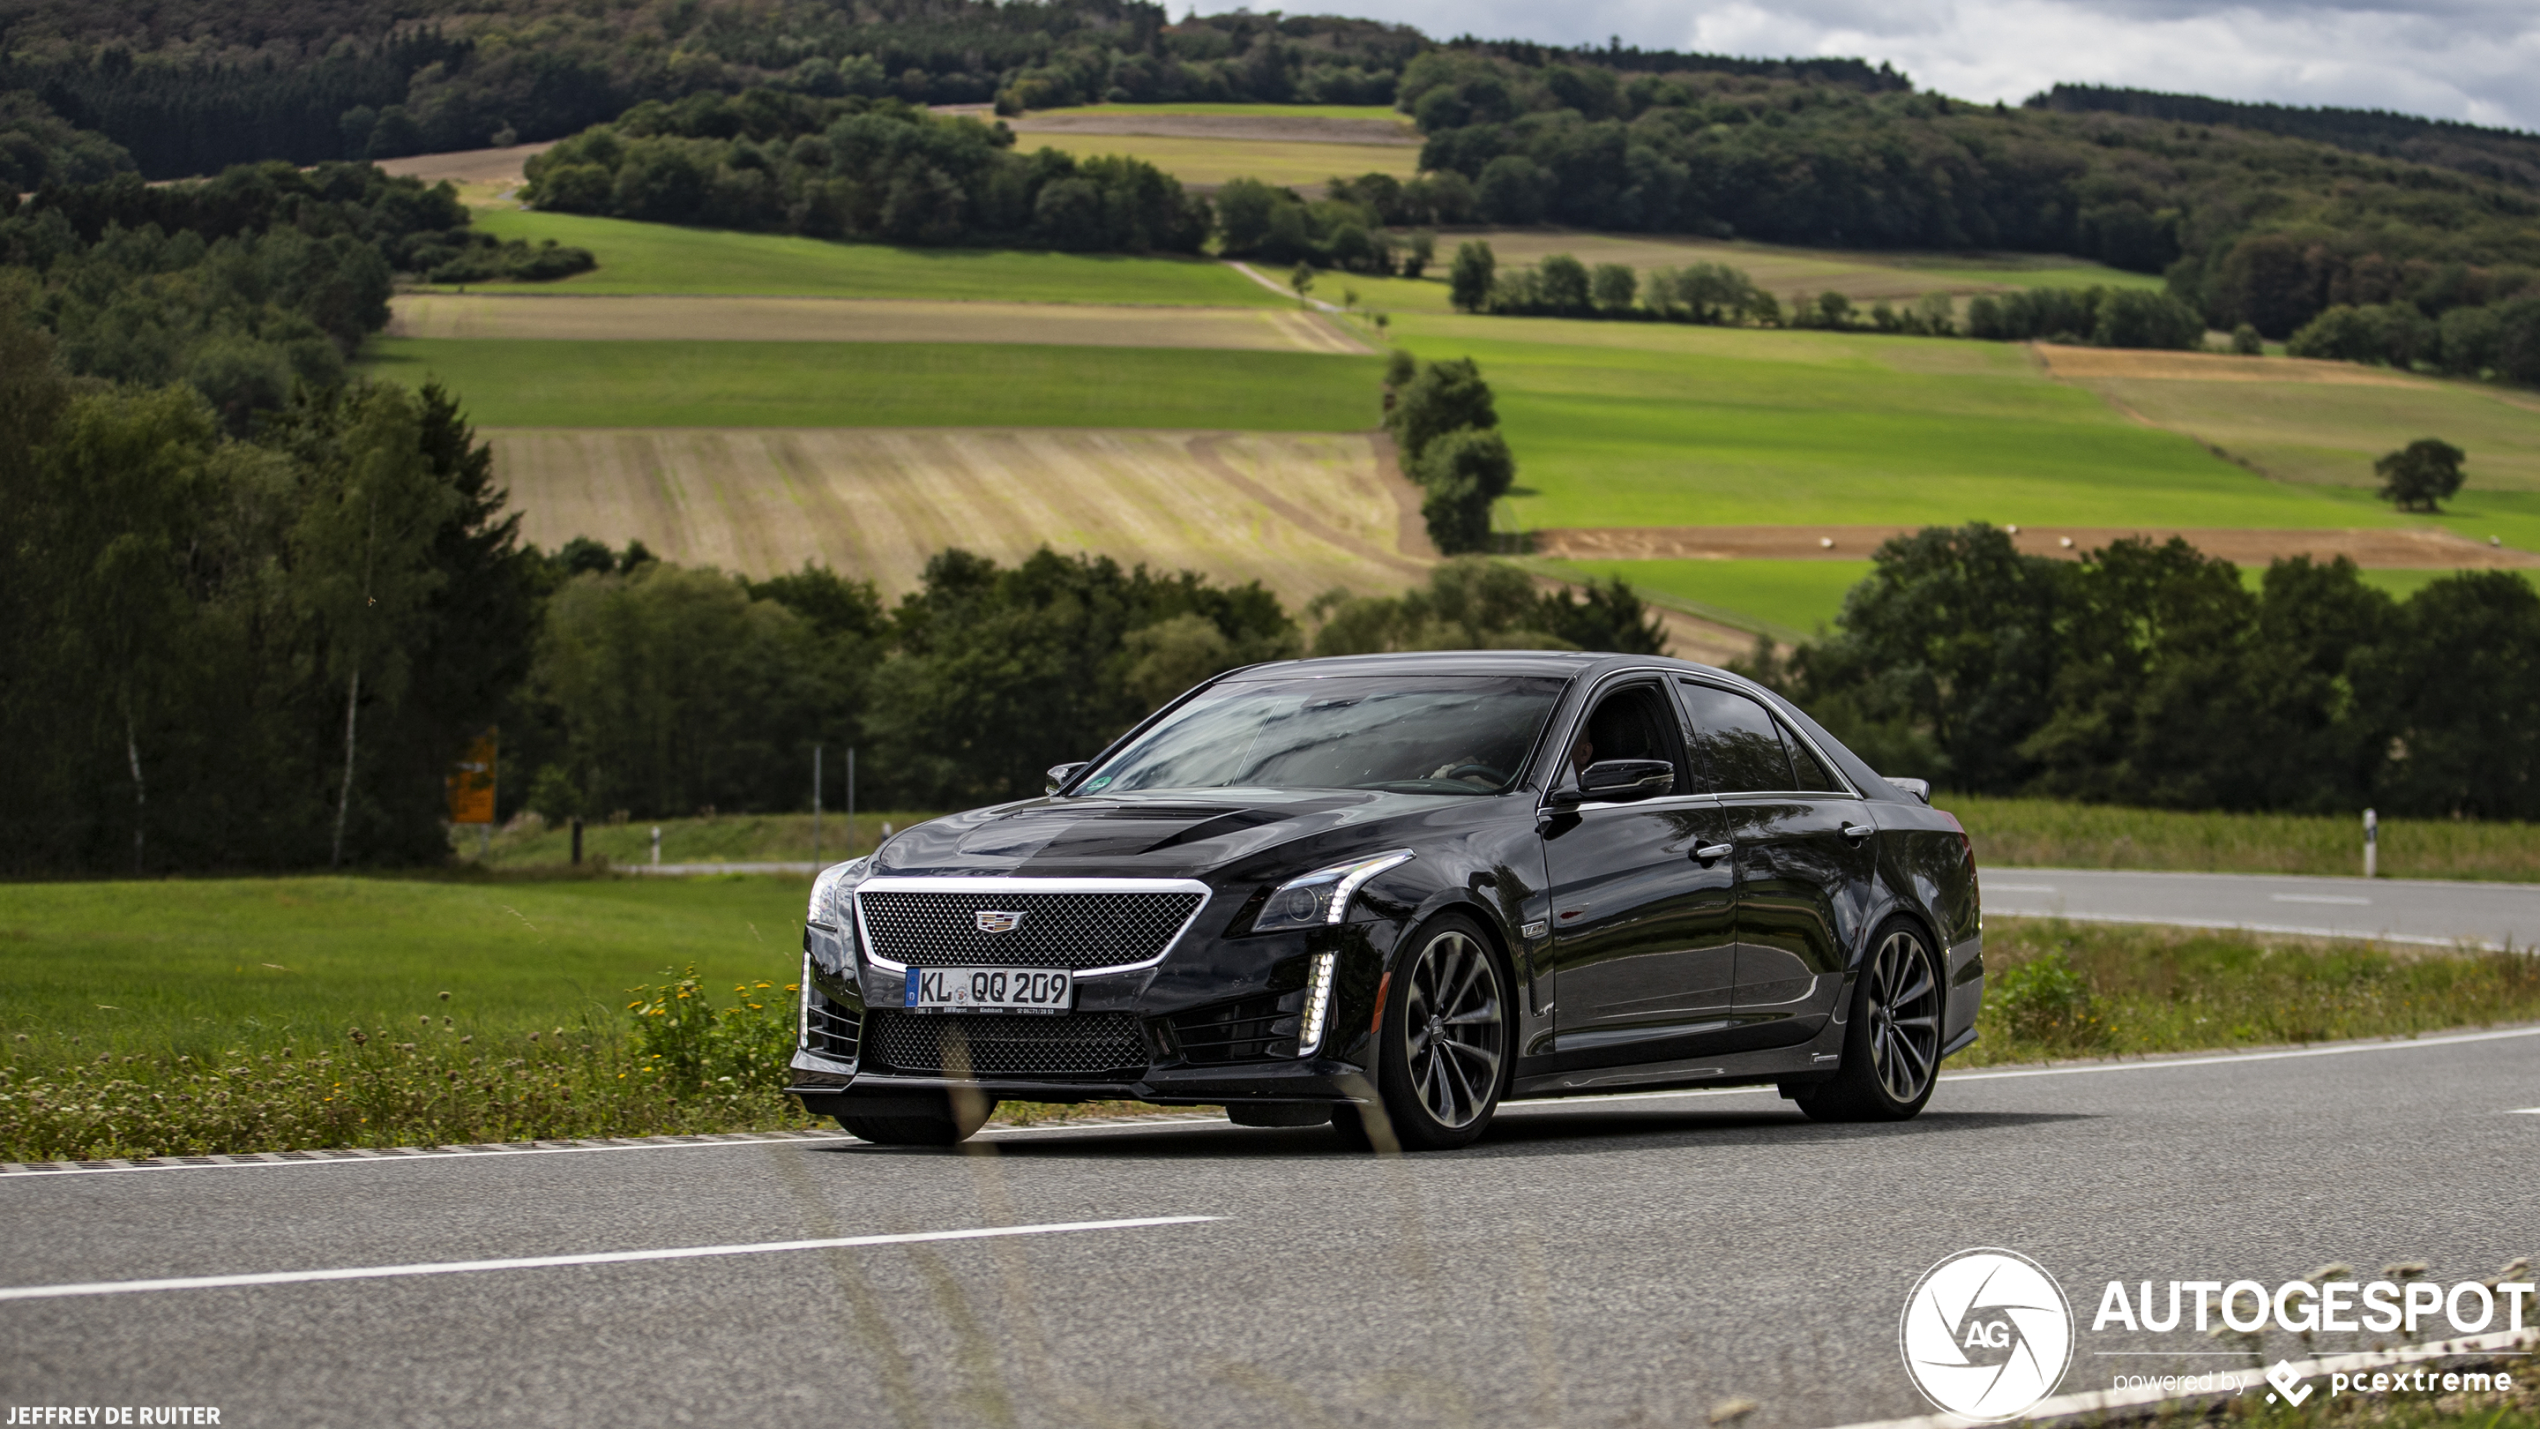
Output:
top-left (789, 651), bottom-right (1983, 1150)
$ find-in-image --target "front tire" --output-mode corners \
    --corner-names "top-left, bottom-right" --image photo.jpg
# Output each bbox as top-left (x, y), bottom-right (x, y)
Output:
top-left (1344, 913), bottom-right (1510, 1152)
top-left (1797, 918), bottom-right (1943, 1123)
top-left (838, 1095), bottom-right (998, 1146)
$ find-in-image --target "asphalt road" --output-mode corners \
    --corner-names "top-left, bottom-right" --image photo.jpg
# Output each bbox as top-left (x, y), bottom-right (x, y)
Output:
top-left (7, 1029), bottom-right (2539, 1429)
top-left (1984, 868), bottom-right (2540, 948)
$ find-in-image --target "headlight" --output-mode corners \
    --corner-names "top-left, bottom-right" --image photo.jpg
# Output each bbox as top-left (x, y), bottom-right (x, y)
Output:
top-left (809, 856), bottom-right (867, 929)
top-left (1254, 850), bottom-right (1415, 933)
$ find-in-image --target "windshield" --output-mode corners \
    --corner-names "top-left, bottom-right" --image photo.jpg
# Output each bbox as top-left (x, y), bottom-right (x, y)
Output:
top-left (1081, 676), bottom-right (1567, 797)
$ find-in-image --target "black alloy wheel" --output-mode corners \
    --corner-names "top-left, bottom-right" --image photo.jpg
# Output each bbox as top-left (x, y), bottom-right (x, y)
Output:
top-left (1797, 919), bottom-right (1943, 1123)
top-left (1336, 913), bottom-right (1508, 1152)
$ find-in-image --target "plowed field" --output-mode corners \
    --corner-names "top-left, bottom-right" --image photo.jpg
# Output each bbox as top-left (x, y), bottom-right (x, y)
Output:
top-left (387, 294), bottom-right (1368, 353)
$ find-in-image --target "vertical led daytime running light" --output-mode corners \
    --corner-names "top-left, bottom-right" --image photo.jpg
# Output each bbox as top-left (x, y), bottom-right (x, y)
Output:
top-left (1297, 952), bottom-right (1338, 1058)
top-left (798, 948), bottom-right (814, 1052)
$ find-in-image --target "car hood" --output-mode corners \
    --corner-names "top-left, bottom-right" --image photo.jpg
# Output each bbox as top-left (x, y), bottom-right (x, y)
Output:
top-left (870, 788), bottom-right (1481, 881)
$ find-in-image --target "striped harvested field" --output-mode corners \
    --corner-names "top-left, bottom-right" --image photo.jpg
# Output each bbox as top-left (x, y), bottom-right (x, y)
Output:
top-left (488, 427), bottom-right (1427, 605)
top-left (388, 294), bottom-right (1368, 353)
top-left (1012, 132), bottom-right (1421, 190)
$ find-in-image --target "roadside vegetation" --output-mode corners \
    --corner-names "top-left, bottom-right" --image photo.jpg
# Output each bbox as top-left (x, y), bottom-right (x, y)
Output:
top-left (1969, 918), bottom-right (2540, 1066)
top-left (4, 875), bottom-right (2532, 1160)
top-left (1954, 797), bottom-right (2540, 881)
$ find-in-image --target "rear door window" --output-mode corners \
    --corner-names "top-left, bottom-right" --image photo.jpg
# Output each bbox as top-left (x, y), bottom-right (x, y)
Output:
top-left (1676, 682), bottom-right (1794, 793)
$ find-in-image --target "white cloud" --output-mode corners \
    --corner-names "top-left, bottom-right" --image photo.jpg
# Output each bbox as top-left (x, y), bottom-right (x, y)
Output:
top-left (1208, 0), bottom-right (2540, 131)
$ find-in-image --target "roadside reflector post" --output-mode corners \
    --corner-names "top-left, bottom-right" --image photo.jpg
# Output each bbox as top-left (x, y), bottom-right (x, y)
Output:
top-left (2364, 808), bottom-right (2378, 879)
top-left (651, 825), bottom-right (661, 866)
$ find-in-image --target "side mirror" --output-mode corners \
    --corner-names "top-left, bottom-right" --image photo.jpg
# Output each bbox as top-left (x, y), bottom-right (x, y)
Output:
top-left (1884, 776), bottom-right (1932, 805)
top-left (1570, 758), bottom-right (1675, 804)
top-left (1046, 761), bottom-right (1091, 795)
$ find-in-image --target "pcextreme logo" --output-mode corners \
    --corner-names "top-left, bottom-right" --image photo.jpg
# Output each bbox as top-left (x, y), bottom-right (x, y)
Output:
top-left (1900, 1248), bottom-right (2077, 1421)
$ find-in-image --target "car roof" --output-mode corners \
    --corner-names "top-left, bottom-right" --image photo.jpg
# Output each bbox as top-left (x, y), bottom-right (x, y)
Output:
top-left (1220, 650), bottom-right (1750, 683)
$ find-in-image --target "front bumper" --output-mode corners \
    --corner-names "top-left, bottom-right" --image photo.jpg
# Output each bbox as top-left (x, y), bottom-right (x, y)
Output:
top-left (788, 916), bottom-right (1395, 1109)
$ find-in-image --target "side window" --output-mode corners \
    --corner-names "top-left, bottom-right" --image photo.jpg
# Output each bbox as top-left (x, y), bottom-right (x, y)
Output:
top-left (1566, 684), bottom-right (1690, 794)
top-left (1784, 728), bottom-right (1845, 793)
top-left (1677, 682), bottom-right (1794, 793)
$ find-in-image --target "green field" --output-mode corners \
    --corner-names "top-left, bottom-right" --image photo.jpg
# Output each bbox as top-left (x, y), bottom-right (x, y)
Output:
top-left (366, 338), bottom-right (1383, 429)
top-left (1544, 557), bottom-right (1872, 640)
top-left (1016, 132), bottom-right (1420, 188)
top-left (1024, 102), bottom-right (1410, 121)
top-left (1390, 312), bottom-right (2429, 532)
top-left (0, 876), bottom-right (809, 1062)
top-left (461, 209), bottom-right (1284, 306)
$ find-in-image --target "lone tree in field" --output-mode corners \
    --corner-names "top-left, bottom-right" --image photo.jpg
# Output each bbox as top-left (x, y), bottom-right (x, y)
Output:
top-left (1289, 262), bottom-right (1314, 307)
top-left (2376, 438), bottom-right (2467, 512)
top-left (1449, 240), bottom-right (1496, 312)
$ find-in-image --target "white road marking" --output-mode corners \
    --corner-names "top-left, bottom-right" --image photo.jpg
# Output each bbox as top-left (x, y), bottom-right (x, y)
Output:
top-left (2271, 894), bottom-right (2373, 905)
top-left (0, 1131), bottom-right (857, 1179)
top-left (1941, 1024), bottom-right (2540, 1082)
top-left (1985, 883), bottom-right (2059, 893)
top-left (2509, 1107), bottom-right (2540, 1115)
top-left (0, 1216), bottom-right (1219, 1303)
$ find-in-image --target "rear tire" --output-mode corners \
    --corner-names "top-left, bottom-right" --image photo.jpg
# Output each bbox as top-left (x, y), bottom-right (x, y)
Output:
top-left (838, 1096), bottom-right (998, 1146)
top-left (1797, 918), bottom-right (1943, 1123)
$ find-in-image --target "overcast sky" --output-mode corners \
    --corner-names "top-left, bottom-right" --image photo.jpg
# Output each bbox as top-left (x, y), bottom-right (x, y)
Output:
top-left (1206, 0), bottom-right (2540, 133)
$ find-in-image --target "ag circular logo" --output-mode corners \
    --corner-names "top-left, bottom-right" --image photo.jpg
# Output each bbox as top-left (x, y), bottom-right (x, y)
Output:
top-left (1899, 1248), bottom-right (2074, 1421)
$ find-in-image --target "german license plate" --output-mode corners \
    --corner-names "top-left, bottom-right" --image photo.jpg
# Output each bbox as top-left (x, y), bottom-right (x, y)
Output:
top-left (903, 967), bottom-right (1074, 1015)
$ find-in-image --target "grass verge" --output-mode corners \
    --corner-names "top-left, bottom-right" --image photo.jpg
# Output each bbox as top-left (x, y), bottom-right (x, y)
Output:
top-left (1966, 917), bottom-right (2540, 1066)
top-left (365, 338), bottom-right (1382, 429)
top-left (459, 208), bottom-right (1285, 305)
top-left (10, 879), bottom-right (2532, 1160)
top-left (1953, 795), bottom-right (2540, 881)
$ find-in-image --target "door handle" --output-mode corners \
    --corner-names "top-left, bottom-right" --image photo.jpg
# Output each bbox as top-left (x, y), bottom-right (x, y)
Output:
top-left (1694, 843), bottom-right (1732, 862)
top-left (1842, 824), bottom-right (1876, 841)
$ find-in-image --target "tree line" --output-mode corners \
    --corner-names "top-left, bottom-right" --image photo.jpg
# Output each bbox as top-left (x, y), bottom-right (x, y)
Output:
top-left (513, 546), bottom-right (1667, 828)
top-left (1, 0), bottom-right (1909, 182)
top-left (1397, 52), bottom-right (2538, 351)
top-left (1739, 525), bottom-right (2540, 819)
top-left (1, 162), bottom-right (591, 433)
top-left (0, 297), bottom-right (539, 875)
top-left (522, 89), bottom-right (1204, 252)
top-left (1436, 241), bottom-right (2207, 350)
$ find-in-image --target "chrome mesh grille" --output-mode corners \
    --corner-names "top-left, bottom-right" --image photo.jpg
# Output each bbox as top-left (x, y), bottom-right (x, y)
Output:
top-left (858, 889), bottom-right (1204, 972)
top-left (867, 1012), bottom-right (1149, 1078)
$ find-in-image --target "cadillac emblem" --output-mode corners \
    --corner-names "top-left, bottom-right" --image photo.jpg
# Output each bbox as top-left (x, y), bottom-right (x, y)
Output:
top-left (974, 910), bottom-right (1024, 934)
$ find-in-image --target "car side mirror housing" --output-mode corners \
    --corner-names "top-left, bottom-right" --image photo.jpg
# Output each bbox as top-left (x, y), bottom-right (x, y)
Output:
top-left (1046, 761), bottom-right (1091, 795)
top-left (1575, 758), bottom-right (1675, 803)
top-left (1884, 776), bottom-right (1932, 805)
